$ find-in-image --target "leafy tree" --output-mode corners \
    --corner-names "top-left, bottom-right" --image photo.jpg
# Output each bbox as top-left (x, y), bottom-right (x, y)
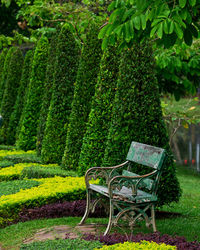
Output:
top-left (7, 49), bottom-right (33, 145)
top-left (0, 47), bottom-right (13, 108)
top-left (36, 33), bottom-right (58, 155)
top-left (99, 0), bottom-right (200, 50)
top-left (41, 25), bottom-right (80, 164)
top-left (62, 23), bottom-right (102, 171)
top-left (103, 41), bottom-right (181, 207)
top-left (78, 45), bottom-right (119, 175)
top-left (16, 36), bottom-right (49, 150)
top-left (155, 41), bottom-right (200, 100)
top-left (0, 47), bottom-right (23, 143)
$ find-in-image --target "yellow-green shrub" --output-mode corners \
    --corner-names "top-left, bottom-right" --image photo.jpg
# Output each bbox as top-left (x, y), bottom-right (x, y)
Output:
top-left (96, 241), bottom-right (176, 250)
top-left (0, 150), bottom-right (35, 159)
top-left (0, 176), bottom-right (98, 222)
top-left (0, 163), bottom-right (59, 181)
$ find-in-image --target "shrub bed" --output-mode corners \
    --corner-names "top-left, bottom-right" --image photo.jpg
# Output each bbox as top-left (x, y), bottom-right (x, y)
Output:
top-left (0, 163), bottom-right (60, 181)
top-left (20, 238), bottom-right (103, 250)
top-left (96, 240), bottom-right (176, 250)
top-left (0, 160), bottom-right (14, 168)
top-left (81, 232), bottom-right (200, 250)
top-left (0, 176), bottom-right (98, 226)
top-left (19, 200), bottom-right (106, 222)
top-left (0, 179), bottom-right (40, 197)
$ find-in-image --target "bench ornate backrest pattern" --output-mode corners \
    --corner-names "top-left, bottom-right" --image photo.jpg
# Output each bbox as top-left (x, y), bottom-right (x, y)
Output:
top-left (126, 141), bottom-right (166, 170)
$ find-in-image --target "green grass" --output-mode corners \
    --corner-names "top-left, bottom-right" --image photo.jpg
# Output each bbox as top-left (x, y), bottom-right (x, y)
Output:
top-left (0, 165), bottom-right (199, 249)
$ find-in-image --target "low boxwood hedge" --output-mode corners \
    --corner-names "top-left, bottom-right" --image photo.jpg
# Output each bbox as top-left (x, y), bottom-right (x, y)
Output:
top-left (0, 176), bottom-right (98, 226)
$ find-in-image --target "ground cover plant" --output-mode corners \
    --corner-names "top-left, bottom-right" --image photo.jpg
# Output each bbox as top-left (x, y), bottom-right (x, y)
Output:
top-left (20, 238), bottom-right (103, 250)
top-left (0, 162), bottom-right (69, 181)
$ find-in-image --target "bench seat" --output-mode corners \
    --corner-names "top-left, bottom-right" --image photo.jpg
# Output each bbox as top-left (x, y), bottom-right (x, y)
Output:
top-left (90, 184), bottom-right (157, 203)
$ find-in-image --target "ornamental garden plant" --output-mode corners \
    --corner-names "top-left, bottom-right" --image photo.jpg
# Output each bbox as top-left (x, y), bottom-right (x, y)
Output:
top-left (16, 36), bottom-right (49, 151)
top-left (7, 49), bottom-right (34, 145)
top-left (62, 22), bottom-right (102, 171)
top-left (41, 25), bottom-right (80, 164)
top-left (0, 47), bottom-right (23, 144)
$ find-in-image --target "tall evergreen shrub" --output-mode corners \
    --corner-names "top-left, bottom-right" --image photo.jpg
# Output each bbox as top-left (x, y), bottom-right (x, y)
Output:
top-left (0, 47), bottom-right (23, 143)
top-left (41, 26), bottom-right (80, 164)
top-left (36, 34), bottom-right (58, 155)
top-left (7, 50), bottom-right (34, 145)
top-left (62, 23), bottom-right (102, 170)
top-left (103, 42), bottom-right (181, 207)
top-left (0, 47), bottom-right (13, 107)
top-left (78, 46), bottom-right (119, 175)
top-left (16, 36), bottom-right (49, 150)
top-left (0, 48), bottom-right (8, 105)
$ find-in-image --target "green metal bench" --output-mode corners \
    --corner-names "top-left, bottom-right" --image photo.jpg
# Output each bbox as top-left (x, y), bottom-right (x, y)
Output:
top-left (79, 141), bottom-right (167, 235)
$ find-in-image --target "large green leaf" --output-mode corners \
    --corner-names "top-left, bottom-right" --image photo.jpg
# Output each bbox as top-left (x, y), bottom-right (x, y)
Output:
top-left (179, 0), bottom-right (187, 8)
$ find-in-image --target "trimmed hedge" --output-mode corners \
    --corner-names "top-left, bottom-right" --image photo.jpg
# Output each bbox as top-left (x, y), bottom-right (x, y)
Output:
top-left (16, 36), bottom-right (49, 151)
top-left (62, 23), bottom-right (102, 171)
top-left (97, 241), bottom-right (176, 250)
top-left (0, 47), bottom-right (24, 144)
top-left (7, 50), bottom-right (34, 145)
top-left (20, 165), bottom-right (77, 179)
top-left (0, 176), bottom-right (98, 225)
top-left (36, 33), bottom-right (58, 155)
top-left (78, 46), bottom-right (119, 175)
top-left (0, 179), bottom-right (40, 197)
top-left (0, 160), bottom-right (14, 168)
top-left (0, 48), bottom-right (8, 106)
top-left (103, 42), bottom-right (181, 207)
top-left (41, 25), bottom-right (80, 164)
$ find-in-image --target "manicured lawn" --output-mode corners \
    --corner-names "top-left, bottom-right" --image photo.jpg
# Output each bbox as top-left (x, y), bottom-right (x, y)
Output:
top-left (0, 165), bottom-right (199, 249)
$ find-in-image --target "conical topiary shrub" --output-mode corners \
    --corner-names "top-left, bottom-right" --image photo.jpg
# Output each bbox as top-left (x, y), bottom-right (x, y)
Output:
top-left (102, 42), bottom-right (181, 207)
top-left (41, 25), bottom-right (80, 164)
top-left (7, 49), bottom-right (34, 145)
top-left (62, 23), bottom-right (102, 170)
top-left (0, 48), bottom-right (8, 106)
top-left (16, 36), bottom-right (49, 150)
top-left (0, 47), bottom-right (13, 108)
top-left (0, 47), bottom-right (24, 144)
top-left (36, 33), bottom-right (58, 155)
top-left (78, 46), bottom-right (119, 175)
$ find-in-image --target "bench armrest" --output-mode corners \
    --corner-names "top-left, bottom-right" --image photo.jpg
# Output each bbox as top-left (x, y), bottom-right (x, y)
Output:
top-left (85, 161), bottom-right (129, 187)
top-left (108, 170), bottom-right (157, 198)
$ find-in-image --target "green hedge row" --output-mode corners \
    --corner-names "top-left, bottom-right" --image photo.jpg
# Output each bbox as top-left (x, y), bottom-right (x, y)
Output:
top-left (7, 50), bottom-right (34, 145)
top-left (0, 47), bottom-right (24, 144)
top-left (62, 23), bottom-right (102, 171)
top-left (36, 33), bottom-right (58, 155)
top-left (41, 25), bottom-right (80, 164)
top-left (102, 42), bottom-right (181, 207)
top-left (0, 48), bottom-right (8, 107)
top-left (78, 46), bottom-right (119, 175)
top-left (16, 36), bottom-right (49, 151)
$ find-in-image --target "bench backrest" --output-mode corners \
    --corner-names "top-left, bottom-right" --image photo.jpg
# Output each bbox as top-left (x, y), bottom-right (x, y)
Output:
top-left (126, 141), bottom-right (166, 170)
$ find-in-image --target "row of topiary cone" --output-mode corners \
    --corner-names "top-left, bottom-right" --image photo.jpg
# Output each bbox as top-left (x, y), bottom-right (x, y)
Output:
top-left (0, 22), bottom-right (181, 207)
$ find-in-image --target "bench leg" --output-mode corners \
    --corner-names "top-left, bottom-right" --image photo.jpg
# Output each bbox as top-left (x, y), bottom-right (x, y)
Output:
top-left (78, 189), bottom-right (91, 225)
top-left (151, 204), bottom-right (157, 232)
top-left (104, 200), bottom-right (114, 236)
